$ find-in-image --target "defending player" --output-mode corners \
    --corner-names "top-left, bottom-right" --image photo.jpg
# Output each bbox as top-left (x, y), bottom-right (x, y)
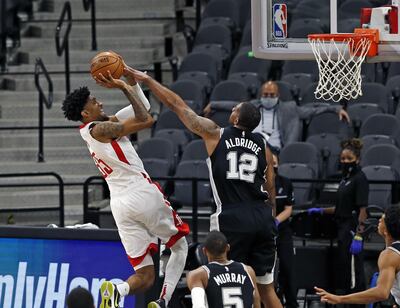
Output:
top-left (187, 231), bottom-right (261, 308)
top-left (61, 63), bottom-right (189, 308)
top-left (131, 69), bottom-right (282, 308)
top-left (315, 205), bottom-right (400, 306)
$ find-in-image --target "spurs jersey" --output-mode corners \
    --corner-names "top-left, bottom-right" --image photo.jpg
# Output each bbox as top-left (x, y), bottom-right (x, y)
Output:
top-left (203, 260), bottom-right (255, 308)
top-left (388, 241), bottom-right (400, 305)
top-left (80, 122), bottom-right (147, 195)
top-left (207, 126), bottom-right (268, 206)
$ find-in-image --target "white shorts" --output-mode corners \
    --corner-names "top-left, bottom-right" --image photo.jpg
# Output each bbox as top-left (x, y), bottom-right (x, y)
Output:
top-left (110, 177), bottom-right (189, 269)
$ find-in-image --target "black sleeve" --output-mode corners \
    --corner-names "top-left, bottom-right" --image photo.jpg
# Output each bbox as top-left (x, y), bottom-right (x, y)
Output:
top-left (283, 177), bottom-right (295, 206)
top-left (355, 172), bottom-right (369, 208)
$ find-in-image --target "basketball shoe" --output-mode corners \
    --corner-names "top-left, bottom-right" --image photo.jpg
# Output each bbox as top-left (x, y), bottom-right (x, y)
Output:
top-left (99, 281), bottom-right (121, 308)
top-left (147, 298), bottom-right (166, 308)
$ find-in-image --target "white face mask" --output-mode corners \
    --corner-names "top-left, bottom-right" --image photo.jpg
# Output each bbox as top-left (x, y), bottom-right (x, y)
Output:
top-left (260, 97), bottom-right (279, 109)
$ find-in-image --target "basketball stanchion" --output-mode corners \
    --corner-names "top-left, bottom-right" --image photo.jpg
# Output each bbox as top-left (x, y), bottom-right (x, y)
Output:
top-left (308, 29), bottom-right (379, 102)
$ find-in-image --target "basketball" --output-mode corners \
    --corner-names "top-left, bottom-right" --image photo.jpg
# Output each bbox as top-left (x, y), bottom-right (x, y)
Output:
top-left (90, 51), bottom-right (124, 80)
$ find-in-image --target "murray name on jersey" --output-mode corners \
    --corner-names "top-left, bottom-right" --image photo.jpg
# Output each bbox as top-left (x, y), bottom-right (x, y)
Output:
top-left (213, 272), bottom-right (247, 286)
top-left (225, 137), bottom-right (262, 155)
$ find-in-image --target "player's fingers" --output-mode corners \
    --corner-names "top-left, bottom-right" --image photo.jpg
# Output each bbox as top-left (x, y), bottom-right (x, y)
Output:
top-left (106, 70), bottom-right (114, 81)
top-left (97, 73), bottom-right (109, 83)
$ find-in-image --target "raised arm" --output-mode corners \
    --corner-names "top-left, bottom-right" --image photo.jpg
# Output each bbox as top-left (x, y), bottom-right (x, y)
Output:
top-left (132, 70), bottom-right (221, 154)
top-left (92, 72), bottom-right (154, 142)
top-left (264, 146), bottom-right (276, 215)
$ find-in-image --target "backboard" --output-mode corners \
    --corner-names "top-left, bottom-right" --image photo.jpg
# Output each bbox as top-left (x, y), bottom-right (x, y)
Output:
top-left (251, 0), bottom-right (400, 62)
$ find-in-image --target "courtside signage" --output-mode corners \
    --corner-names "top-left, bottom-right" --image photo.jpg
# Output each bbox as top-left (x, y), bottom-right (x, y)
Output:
top-left (0, 238), bottom-right (135, 308)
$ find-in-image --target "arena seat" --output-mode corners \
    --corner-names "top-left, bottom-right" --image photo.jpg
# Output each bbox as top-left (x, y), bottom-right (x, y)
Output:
top-left (360, 114), bottom-right (400, 139)
top-left (361, 135), bottom-right (396, 158)
top-left (137, 138), bottom-right (176, 172)
top-left (280, 142), bottom-right (319, 176)
top-left (306, 112), bottom-right (353, 140)
top-left (362, 165), bottom-right (398, 210)
top-left (347, 103), bottom-right (385, 134)
top-left (210, 80), bottom-right (250, 102)
top-left (228, 52), bottom-right (271, 82)
top-left (362, 144), bottom-right (400, 176)
top-left (208, 100), bottom-right (239, 127)
top-left (154, 129), bottom-right (191, 159)
top-left (179, 53), bottom-right (220, 86)
top-left (181, 140), bottom-right (208, 162)
top-left (202, 0), bottom-right (240, 30)
top-left (306, 133), bottom-right (342, 177)
top-left (169, 79), bottom-right (206, 111)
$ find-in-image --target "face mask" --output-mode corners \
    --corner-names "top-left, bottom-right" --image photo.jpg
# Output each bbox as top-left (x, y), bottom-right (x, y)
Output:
top-left (260, 97), bottom-right (279, 109)
top-left (273, 167), bottom-right (278, 174)
top-left (340, 161), bottom-right (358, 175)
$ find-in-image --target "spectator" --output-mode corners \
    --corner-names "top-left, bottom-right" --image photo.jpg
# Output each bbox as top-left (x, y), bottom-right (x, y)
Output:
top-left (308, 138), bottom-right (368, 296)
top-left (66, 287), bottom-right (95, 308)
top-left (252, 81), bottom-right (350, 150)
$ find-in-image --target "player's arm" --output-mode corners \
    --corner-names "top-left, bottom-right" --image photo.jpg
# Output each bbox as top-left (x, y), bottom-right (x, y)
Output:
top-left (187, 267), bottom-right (208, 308)
top-left (92, 72), bottom-right (154, 142)
top-left (131, 70), bottom-right (221, 151)
top-left (264, 146), bottom-right (276, 215)
top-left (245, 265), bottom-right (261, 308)
top-left (315, 249), bottom-right (397, 304)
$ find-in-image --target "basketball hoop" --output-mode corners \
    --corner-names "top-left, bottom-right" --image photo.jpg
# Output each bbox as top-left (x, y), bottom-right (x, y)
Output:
top-left (308, 29), bottom-right (379, 102)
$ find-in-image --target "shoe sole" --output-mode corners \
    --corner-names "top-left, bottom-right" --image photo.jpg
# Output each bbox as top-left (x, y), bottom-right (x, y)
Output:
top-left (99, 281), bottom-right (117, 308)
top-left (147, 302), bottom-right (161, 308)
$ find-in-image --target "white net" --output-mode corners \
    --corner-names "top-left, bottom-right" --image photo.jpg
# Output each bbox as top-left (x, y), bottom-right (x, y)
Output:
top-left (308, 36), bottom-right (372, 102)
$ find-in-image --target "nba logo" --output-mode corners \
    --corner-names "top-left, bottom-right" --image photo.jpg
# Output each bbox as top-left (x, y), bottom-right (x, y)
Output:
top-left (273, 4), bottom-right (287, 39)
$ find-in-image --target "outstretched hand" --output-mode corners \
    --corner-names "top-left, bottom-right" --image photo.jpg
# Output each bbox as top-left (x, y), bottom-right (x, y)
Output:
top-left (338, 109), bottom-right (351, 123)
top-left (125, 68), bottom-right (150, 83)
top-left (94, 71), bottom-right (127, 90)
top-left (315, 287), bottom-right (342, 305)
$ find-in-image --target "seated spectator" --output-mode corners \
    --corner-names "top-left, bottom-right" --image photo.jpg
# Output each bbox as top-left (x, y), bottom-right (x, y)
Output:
top-left (252, 81), bottom-right (350, 150)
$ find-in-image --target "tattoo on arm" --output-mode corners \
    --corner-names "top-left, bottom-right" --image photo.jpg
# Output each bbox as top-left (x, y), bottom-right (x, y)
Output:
top-left (93, 122), bottom-right (123, 140)
top-left (182, 108), bottom-right (219, 137)
top-left (121, 86), bottom-right (149, 122)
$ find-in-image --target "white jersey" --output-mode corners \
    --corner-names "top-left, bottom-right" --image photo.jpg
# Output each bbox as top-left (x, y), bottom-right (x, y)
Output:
top-left (388, 241), bottom-right (400, 305)
top-left (80, 121), bottom-right (148, 195)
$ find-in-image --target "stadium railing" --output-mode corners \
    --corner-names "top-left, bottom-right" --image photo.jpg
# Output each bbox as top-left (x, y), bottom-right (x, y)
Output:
top-left (82, 0), bottom-right (97, 51)
top-left (0, 172), bottom-right (65, 226)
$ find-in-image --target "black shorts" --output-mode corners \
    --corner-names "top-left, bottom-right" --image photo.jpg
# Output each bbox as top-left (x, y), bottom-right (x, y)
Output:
top-left (218, 201), bottom-right (277, 277)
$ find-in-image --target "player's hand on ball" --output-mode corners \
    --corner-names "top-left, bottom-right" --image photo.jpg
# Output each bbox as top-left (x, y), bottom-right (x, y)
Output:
top-left (129, 69), bottom-right (150, 82)
top-left (315, 287), bottom-right (342, 304)
top-left (122, 65), bottom-right (138, 86)
top-left (95, 70), bottom-right (127, 90)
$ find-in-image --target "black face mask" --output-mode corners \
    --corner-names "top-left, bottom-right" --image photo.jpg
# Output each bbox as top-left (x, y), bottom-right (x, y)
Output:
top-left (273, 167), bottom-right (278, 174)
top-left (340, 161), bottom-right (358, 175)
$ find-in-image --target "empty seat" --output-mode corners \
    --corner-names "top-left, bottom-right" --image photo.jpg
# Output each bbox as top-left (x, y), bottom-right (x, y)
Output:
top-left (279, 142), bottom-right (319, 176)
top-left (138, 138), bottom-right (175, 172)
top-left (202, 0), bottom-right (240, 29)
top-left (362, 144), bottom-right (400, 175)
top-left (282, 61), bottom-right (318, 78)
top-left (154, 129), bottom-right (191, 158)
top-left (178, 71), bottom-right (214, 96)
top-left (179, 53), bottom-right (220, 86)
top-left (169, 79), bottom-right (206, 111)
top-left (362, 165), bottom-right (397, 209)
top-left (351, 83), bottom-right (388, 111)
top-left (210, 80), bottom-right (250, 102)
top-left (337, 18), bottom-right (360, 33)
top-left (361, 135), bottom-right (396, 158)
top-left (228, 52), bottom-right (271, 82)
top-left (307, 112), bottom-right (353, 140)
top-left (155, 109), bottom-right (187, 132)
top-left (385, 75), bottom-right (400, 114)
top-left (181, 140), bottom-right (208, 162)
top-left (173, 160), bottom-right (213, 206)
top-left (278, 163), bottom-right (315, 205)
top-left (306, 133), bottom-right (342, 177)
top-left (194, 24), bottom-right (232, 55)
top-left (228, 73), bottom-right (262, 98)
top-left (347, 103), bottom-right (384, 132)
top-left (338, 0), bottom-right (373, 19)
top-left (281, 73), bottom-right (314, 100)
top-left (360, 114), bottom-right (400, 139)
